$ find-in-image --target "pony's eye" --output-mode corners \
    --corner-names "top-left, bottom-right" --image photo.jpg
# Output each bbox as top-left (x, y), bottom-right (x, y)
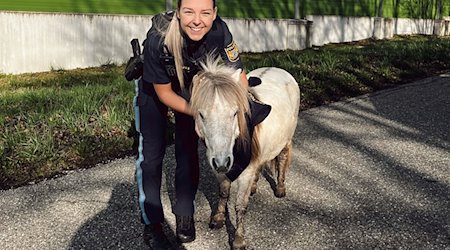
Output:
top-left (199, 112), bottom-right (205, 120)
top-left (233, 111), bottom-right (238, 117)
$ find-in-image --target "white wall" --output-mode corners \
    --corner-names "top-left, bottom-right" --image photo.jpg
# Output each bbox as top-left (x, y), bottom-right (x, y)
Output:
top-left (0, 12), bottom-right (151, 74)
top-left (305, 15), bottom-right (375, 46)
top-left (393, 18), bottom-right (435, 35)
top-left (226, 18), bottom-right (287, 52)
top-left (0, 11), bottom-right (446, 75)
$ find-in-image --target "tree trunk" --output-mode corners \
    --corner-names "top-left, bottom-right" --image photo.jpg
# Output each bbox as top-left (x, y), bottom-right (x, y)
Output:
top-left (436, 0), bottom-right (443, 19)
top-left (166, 0), bottom-right (173, 11)
top-left (378, 0), bottom-right (384, 17)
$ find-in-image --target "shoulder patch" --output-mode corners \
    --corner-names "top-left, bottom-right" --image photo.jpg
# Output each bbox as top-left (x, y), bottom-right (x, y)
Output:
top-left (225, 40), bottom-right (240, 62)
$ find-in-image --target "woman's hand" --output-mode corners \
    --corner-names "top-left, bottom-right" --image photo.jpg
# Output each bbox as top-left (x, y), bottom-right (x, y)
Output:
top-left (153, 83), bottom-right (194, 116)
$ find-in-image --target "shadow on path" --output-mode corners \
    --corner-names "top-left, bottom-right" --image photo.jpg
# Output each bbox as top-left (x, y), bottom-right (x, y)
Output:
top-left (68, 182), bottom-right (187, 250)
top-left (293, 74), bottom-right (450, 248)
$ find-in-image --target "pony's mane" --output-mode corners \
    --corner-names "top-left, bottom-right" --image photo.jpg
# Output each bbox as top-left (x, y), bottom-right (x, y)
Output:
top-left (191, 56), bottom-right (260, 159)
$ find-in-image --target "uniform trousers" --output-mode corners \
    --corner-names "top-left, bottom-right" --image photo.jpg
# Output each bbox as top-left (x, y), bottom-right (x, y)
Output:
top-left (134, 80), bottom-right (199, 225)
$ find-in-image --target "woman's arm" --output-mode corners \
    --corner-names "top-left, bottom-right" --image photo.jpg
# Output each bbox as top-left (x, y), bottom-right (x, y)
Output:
top-left (153, 83), bottom-right (193, 116)
top-left (240, 70), bottom-right (249, 90)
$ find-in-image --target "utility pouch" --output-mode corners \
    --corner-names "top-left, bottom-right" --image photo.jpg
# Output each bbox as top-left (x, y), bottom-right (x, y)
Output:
top-left (160, 54), bottom-right (176, 77)
top-left (160, 45), bottom-right (176, 77)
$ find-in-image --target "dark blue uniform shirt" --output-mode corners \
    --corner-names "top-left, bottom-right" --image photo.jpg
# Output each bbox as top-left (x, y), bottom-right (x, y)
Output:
top-left (142, 11), bottom-right (243, 94)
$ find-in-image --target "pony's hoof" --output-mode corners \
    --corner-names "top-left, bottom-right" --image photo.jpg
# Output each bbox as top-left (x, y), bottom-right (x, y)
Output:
top-left (209, 215), bottom-right (224, 229)
top-left (250, 185), bottom-right (257, 196)
top-left (232, 236), bottom-right (246, 250)
top-left (275, 187), bottom-right (286, 198)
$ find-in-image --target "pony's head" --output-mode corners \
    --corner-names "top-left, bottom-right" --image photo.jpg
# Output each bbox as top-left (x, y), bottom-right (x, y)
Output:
top-left (190, 56), bottom-right (250, 174)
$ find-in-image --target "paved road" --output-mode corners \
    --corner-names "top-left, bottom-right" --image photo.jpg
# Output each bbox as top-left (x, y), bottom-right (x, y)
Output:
top-left (1, 74), bottom-right (449, 250)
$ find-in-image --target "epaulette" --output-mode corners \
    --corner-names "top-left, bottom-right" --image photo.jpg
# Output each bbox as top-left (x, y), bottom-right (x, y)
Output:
top-left (150, 11), bottom-right (174, 33)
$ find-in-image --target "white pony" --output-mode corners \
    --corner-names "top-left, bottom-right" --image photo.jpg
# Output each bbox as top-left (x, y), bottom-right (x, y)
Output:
top-left (190, 57), bottom-right (300, 250)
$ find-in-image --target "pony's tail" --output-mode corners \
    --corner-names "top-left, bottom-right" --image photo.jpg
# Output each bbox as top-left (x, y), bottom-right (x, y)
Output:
top-left (164, 14), bottom-right (185, 89)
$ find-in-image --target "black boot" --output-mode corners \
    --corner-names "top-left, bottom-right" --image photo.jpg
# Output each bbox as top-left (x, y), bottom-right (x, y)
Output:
top-left (143, 223), bottom-right (172, 250)
top-left (175, 215), bottom-right (196, 243)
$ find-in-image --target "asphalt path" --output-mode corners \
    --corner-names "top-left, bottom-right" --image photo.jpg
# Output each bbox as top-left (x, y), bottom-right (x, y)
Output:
top-left (1, 74), bottom-right (449, 250)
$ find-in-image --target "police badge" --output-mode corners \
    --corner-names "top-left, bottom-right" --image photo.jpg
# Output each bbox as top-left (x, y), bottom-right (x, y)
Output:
top-left (225, 40), bottom-right (240, 62)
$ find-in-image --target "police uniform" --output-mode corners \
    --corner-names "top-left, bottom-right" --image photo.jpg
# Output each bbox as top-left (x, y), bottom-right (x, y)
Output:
top-left (134, 11), bottom-right (249, 226)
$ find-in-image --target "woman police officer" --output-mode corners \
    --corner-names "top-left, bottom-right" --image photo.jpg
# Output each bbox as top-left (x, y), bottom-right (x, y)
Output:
top-left (134, 0), bottom-right (253, 248)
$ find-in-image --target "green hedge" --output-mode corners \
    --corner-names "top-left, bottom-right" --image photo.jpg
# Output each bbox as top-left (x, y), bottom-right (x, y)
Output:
top-left (1, 0), bottom-right (448, 18)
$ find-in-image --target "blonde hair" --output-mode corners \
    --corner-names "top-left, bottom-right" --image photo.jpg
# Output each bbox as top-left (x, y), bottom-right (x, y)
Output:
top-left (164, 15), bottom-right (185, 88)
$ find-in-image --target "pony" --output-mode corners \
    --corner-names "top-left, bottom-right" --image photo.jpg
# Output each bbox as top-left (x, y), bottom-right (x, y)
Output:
top-left (190, 57), bottom-right (300, 250)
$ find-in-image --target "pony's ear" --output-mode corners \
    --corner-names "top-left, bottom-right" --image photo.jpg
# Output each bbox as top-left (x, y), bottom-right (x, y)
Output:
top-left (192, 74), bottom-right (199, 85)
top-left (232, 69), bottom-right (242, 83)
top-left (194, 117), bottom-right (204, 139)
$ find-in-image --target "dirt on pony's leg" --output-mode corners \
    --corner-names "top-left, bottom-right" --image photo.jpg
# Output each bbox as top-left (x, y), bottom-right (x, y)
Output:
top-left (210, 174), bottom-right (231, 229)
top-left (233, 169), bottom-right (255, 250)
top-left (274, 142), bottom-right (292, 198)
top-left (250, 165), bottom-right (264, 196)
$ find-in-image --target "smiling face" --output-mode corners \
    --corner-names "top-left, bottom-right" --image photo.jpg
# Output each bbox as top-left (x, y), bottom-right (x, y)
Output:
top-left (177, 0), bottom-right (217, 41)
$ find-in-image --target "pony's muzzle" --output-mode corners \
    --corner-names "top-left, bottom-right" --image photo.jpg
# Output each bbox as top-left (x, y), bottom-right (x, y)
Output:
top-left (212, 156), bottom-right (231, 173)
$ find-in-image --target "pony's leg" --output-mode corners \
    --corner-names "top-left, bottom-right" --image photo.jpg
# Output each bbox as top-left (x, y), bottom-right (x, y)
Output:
top-left (250, 165), bottom-right (263, 196)
top-left (274, 142), bottom-right (292, 198)
top-left (233, 169), bottom-right (255, 250)
top-left (209, 174), bottom-right (231, 229)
